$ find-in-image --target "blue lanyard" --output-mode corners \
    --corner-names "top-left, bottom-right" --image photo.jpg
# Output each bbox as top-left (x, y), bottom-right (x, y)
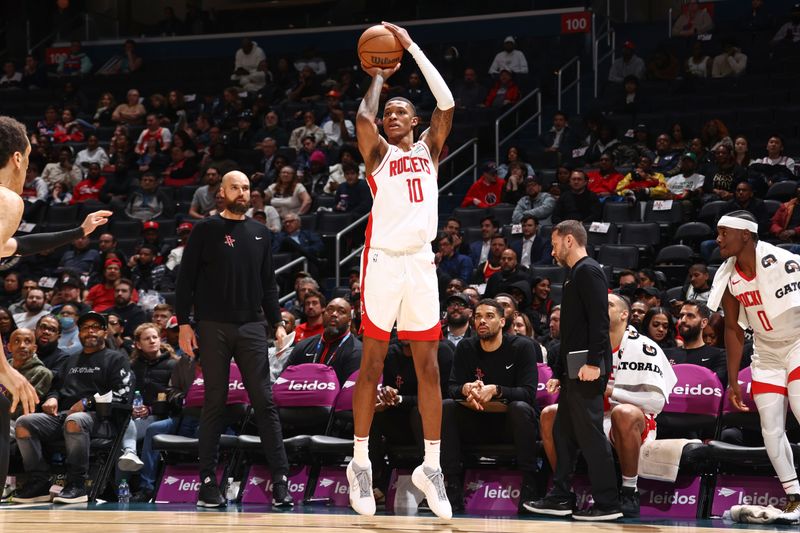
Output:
top-left (314, 332), bottom-right (350, 366)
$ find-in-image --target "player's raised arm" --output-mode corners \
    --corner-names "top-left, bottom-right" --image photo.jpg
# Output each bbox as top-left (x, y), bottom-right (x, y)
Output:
top-left (383, 21), bottom-right (454, 163)
top-left (356, 63), bottom-right (398, 172)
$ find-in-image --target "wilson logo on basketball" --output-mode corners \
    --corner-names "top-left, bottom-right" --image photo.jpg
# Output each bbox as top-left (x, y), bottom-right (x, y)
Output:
top-left (368, 55), bottom-right (399, 65)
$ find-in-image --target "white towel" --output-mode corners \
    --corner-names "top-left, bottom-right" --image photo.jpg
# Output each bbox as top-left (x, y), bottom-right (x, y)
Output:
top-left (723, 504), bottom-right (789, 524)
top-left (638, 438), bottom-right (701, 482)
top-left (614, 327), bottom-right (677, 405)
top-left (707, 241), bottom-right (800, 327)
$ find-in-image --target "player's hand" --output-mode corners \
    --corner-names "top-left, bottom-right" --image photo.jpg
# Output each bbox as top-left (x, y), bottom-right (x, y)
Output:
top-left (461, 380), bottom-right (481, 398)
top-left (578, 364), bottom-right (601, 381)
top-left (360, 61), bottom-right (401, 80)
top-left (377, 386), bottom-right (399, 407)
top-left (274, 325), bottom-right (287, 351)
top-left (42, 397), bottom-right (59, 416)
top-left (0, 365), bottom-right (39, 415)
top-left (381, 21), bottom-right (413, 49)
top-left (179, 324), bottom-right (199, 358)
top-left (469, 383), bottom-right (496, 406)
top-left (546, 378), bottom-right (560, 394)
top-left (604, 384), bottom-right (613, 399)
top-left (728, 382), bottom-right (749, 412)
top-left (81, 209), bottom-right (114, 236)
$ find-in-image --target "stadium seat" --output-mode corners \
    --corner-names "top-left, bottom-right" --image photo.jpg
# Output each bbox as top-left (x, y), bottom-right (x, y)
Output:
top-left (674, 222), bottom-right (713, 245)
top-left (597, 244), bottom-right (640, 271)
top-left (452, 207), bottom-right (490, 228)
top-left (112, 220), bottom-right (144, 239)
top-left (273, 252), bottom-right (293, 269)
top-left (665, 285), bottom-right (683, 303)
top-left (602, 201), bottom-right (638, 223)
top-left (531, 265), bottom-right (567, 284)
top-left (619, 222), bottom-right (661, 253)
top-left (489, 204), bottom-right (515, 225)
top-left (764, 199), bottom-right (782, 220)
top-left (317, 212), bottom-right (353, 236)
top-left (697, 201), bottom-right (728, 227)
top-left (549, 283), bottom-right (563, 305)
top-left (44, 204), bottom-right (79, 225)
top-left (765, 180), bottom-right (798, 202)
top-left (643, 200), bottom-right (682, 227)
top-left (300, 213), bottom-right (317, 231)
top-left (655, 244), bottom-right (694, 285)
top-left (584, 222), bottom-right (618, 253)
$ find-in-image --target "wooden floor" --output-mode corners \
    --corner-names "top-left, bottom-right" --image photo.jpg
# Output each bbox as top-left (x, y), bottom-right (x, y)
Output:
top-left (0, 508), bottom-right (785, 533)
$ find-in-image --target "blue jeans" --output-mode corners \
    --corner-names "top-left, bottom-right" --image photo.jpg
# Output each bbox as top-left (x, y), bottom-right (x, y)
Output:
top-left (139, 415), bottom-right (199, 490)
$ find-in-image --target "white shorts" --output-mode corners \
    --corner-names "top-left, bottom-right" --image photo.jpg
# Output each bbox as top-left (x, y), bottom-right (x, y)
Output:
top-left (751, 337), bottom-right (800, 396)
top-left (360, 246), bottom-right (441, 341)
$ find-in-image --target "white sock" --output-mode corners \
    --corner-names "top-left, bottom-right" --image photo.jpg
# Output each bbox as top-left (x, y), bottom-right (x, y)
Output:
top-left (423, 439), bottom-right (441, 471)
top-left (622, 475), bottom-right (638, 489)
top-left (353, 436), bottom-right (370, 468)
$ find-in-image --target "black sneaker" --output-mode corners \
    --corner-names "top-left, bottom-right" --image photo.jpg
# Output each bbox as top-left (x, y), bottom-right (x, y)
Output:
top-left (522, 493), bottom-right (576, 517)
top-left (272, 477), bottom-right (294, 508)
top-left (131, 487), bottom-right (154, 503)
top-left (446, 481), bottom-right (464, 514)
top-left (518, 474), bottom-right (539, 514)
top-left (14, 477), bottom-right (52, 503)
top-left (572, 504), bottom-right (623, 521)
top-left (620, 487), bottom-right (640, 518)
top-left (53, 482), bottom-right (88, 504)
top-left (197, 475), bottom-right (226, 508)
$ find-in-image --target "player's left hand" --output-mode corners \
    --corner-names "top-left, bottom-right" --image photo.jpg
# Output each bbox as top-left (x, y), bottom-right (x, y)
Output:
top-left (578, 364), bottom-right (601, 381)
top-left (360, 62), bottom-right (401, 80)
top-left (80, 210), bottom-right (113, 236)
top-left (381, 21), bottom-right (413, 49)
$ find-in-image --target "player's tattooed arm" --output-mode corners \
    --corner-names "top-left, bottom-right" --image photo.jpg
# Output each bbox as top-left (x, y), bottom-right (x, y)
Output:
top-left (357, 67), bottom-right (394, 173)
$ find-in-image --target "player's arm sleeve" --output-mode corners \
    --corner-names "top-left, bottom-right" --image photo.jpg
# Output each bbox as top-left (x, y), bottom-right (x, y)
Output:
top-left (12, 227), bottom-right (85, 257)
top-left (408, 44), bottom-right (454, 110)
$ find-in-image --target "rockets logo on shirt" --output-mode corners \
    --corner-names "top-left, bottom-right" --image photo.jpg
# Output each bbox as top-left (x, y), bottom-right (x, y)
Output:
top-left (735, 289), bottom-right (762, 307)
top-left (395, 375), bottom-right (404, 389)
top-left (224, 235), bottom-right (235, 248)
top-left (388, 156), bottom-right (431, 177)
top-left (475, 368), bottom-right (484, 381)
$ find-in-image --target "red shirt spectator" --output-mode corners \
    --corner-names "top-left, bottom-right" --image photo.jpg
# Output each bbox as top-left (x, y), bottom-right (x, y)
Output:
top-left (71, 163), bottom-right (106, 204)
top-left (461, 161), bottom-right (505, 208)
top-left (85, 259), bottom-right (139, 312)
top-left (135, 114), bottom-right (172, 154)
top-left (484, 69), bottom-right (520, 108)
top-left (586, 155), bottom-right (624, 198)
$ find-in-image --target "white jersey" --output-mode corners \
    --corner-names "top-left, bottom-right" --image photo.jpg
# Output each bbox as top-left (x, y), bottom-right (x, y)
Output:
top-left (365, 141), bottom-right (438, 252)
top-left (728, 262), bottom-right (800, 342)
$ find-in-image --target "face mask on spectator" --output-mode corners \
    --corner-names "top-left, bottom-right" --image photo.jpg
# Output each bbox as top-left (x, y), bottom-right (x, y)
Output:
top-left (59, 316), bottom-right (75, 330)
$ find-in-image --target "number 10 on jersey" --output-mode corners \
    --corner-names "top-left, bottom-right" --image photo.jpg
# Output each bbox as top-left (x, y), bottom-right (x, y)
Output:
top-left (406, 177), bottom-right (424, 203)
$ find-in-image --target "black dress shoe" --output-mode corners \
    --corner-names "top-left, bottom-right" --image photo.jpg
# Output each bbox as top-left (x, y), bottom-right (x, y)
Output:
top-left (572, 504), bottom-right (623, 521)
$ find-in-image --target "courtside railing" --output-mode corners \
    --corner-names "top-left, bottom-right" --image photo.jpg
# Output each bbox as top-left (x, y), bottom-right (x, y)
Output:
top-left (494, 89), bottom-right (542, 165)
top-left (333, 137), bottom-right (479, 286)
top-left (592, 13), bottom-right (616, 98)
top-left (556, 57), bottom-right (581, 115)
top-left (277, 256), bottom-right (309, 305)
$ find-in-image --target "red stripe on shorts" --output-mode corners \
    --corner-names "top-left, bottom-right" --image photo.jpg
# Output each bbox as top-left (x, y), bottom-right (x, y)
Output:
top-left (751, 380), bottom-right (788, 396)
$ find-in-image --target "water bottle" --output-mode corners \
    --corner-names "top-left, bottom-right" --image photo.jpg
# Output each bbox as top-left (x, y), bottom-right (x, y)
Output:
top-left (132, 391), bottom-right (143, 410)
top-left (118, 478), bottom-right (130, 504)
top-left (226, 477), bottom-right (238, 507)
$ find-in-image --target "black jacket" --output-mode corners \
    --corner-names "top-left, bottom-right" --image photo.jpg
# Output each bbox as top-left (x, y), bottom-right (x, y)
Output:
top-left (131, 350), bottom-right (179, 405)
top-left (286, 333), bottom-right (362, 386)
top-left (46, 348), bottom-right (132, 411)
top-left (382, 340), bottom-right (454, 409)
top-left (552, 188), bottom-right (602, 223)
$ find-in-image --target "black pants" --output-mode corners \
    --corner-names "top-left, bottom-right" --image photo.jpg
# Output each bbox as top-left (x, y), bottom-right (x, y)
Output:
top-left (197, 320), bottom-right (288, 482)
top-left (552, 378), bottom-right (618, 508)
top-left (0, 395), bottom-right (9, 486)
top-left (440, 399), bottom-right (539, 477)
top-left (369, 407), bottom-right (424, 488)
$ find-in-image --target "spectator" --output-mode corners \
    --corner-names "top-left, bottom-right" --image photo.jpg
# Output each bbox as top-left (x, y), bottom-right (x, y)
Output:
top-left (646, 46), bottom-right (680, 81)
top-left (52, 276), bottom-right (88, 314)
top-left (20, 163), bottom-right (48, 221)
top-left (166, 223), bottom-right (194, 272)
top-left (125, 173), bottom-right (174, 221)
top-left (511, 215), bottom-right (552, 268)
top-left (681, 264), bottom-right (711, 304)
top-left (117, 322), bottom-right (179, 473)
top-left (14, 312), bottom-right (132, 505)
top-left (287, 66), bottom-right (322, 103)
top-left (502, 163), bottom-right (529, 206)
top-left (585, 124), bottom-right (622, 166)
top-left (333, 162), bottom-right (372, 217)
top-left (49, 182), bottom-right (74, 205)
top-left (227, 111), bottom-right (257, 150)
top-left (608, 41), bottom-right (646, 83)
top-left (401, 71), bottom-right (434, 111)
top-left (586, 152), bottom-right (624, 200)
top-left (35, 105), bottom-right (59, 141)
top-left (652, 133), bottom-right (681, 176)
top-left (155, 6), bottom-right (182, 35)
top-left (771, 3), bottom-right (800, 45)
top-left (34, 315), bottom-right (70, 380)
top-left (0, 60), bottom-right (22, 89)
top-left (442, 293), bottom-right (473, 346)
top-left (255, 111), bottom-right (289, 148)
top-left (136, 138), bottom-right (170, 176)
top-left (769, 183), bottom-right (800, 242)
top-left (75, 134), bottom-right (110, 173)
top-left (86, 259), bottom-right (138, 312)
top-left (685, 41), bottom-right (711, 78)
top-left (750, 135), bottom-right (796, 184)
top-left (110, 279), bottom-right (146, 338)
top-left (22, 54), bottom-right (47, 90)
top-left (551, 170), bottom-right (602, 223)
top-left (136, 221), bottom-right (172, 261)
top-left (188, 167), bottom-right (222, 219)
top-left (285, 298), bottom-right (361, 385)
top-left (231, 37), bottom-right (266, 84)
top-left (538, 111), bottom-right (576, 161)
top-left (711, 39), bottom-right (748, 78)
top-left (540, 305), bottom-right (560, 364)
top-left (289, 113), bottom-right (325, 151)
top-left (612, 75), bottom-right (645, 115)
top-left (272, 211), bottom-right (324, 264)
top-left (666, 152), bottom-right (705, 200)
top-left (527, 277), bottom-right (554, 336)
top-left (305, 151), bottom-right (330, 196)
top-left (70, 163), bottom-right (106, 205)
top-left (468, 216), bottom-right (500, 267)
top-left (59, 80), bottom-right (88, 115)
top-left (733, 135), bottom-right (751, 167)
top-left (265, 166), bottom-right (312, 217)
top-left (642, 306), bottom-right (678, 351)
top-left (251, 138), bottom-right (278, 190)
top-left (617, 155), bottom-right (669, 201)
top-left (151, 304), bottom-right (173, 336)
top-left (42, 146), bottom-right (82, 192)
top-left (629, 301), bottom-right (649, 331)
top-left (130, 244), bottom-right (172, 292)
top-left (293, 289), bottom-right (325, 342)
top-left (741, 0), bottom-right (772, 31)
top-left (512, 176), bottom-right (555, 225)
top-left (703, 312), bottom-right (725, 349)
top-left (483, 69), bottom-right (520, 108)
top-left (666, 301), bottom-right (726, 384)
top-left (293, 47), bottom-right (327, 76)
top-left (484, 249), bottom-right (529, 299)
top-left (488, 36), bottom-right (529, 76)
top-left (473, 235), bottom-right (507, 283)
top-left (59, 235), bottom-right (99, 275)
top-left (716, 180), bottom-right (768, 234)
top-left (461, 161), bottom-right (504, 208)
top-left (52, 108), bottom-right (84, 144)
top-left (321, 102), bottom-right (354, 149)
top-left (703, 143), bottom-right (746, 201)
top-left (13, 289), bottom-right (49, 330)
top-left (162, 146), bottom-right (199, 187)
top-left (0, 274), bottom-right (21, 308)
top-left (245, 190), bottom-right (281, 231)
top-left (0, 305), bottom-right (17, 352)
top-left (112, 89), bottom-right (147, 125)
top-left (436, 233), bottom-right (474, 285)
top-left (8, 278), bottom-right (41, 315)
top-left (103, 39), bottom-right (142, 75)
top-left (57, 40), bottom-right (93, 76)
top-left (453, 67), bottom-right (487, 110)
top-left (135, 114), bottom-right (172, 155)
top-left (8, 329), bottom-right (53, 417)
top-left (497, 145), bottom-right (535, 180)
top-left (672, 1), bottom-right (715, 37)
top-left (56, 302), bottom-right (83, 356)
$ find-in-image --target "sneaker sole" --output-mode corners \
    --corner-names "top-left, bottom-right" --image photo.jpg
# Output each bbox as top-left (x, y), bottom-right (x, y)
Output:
top-left (196, 500), bottom-right (226, 508)
top-left (53, 496), bottom-right (88, 504)
top-left (411, 468), bottom-right (453, 520)
top-left (573, 512), bottom-right (623, 521)
top-left (13, 495), bottom-right (52, 504)
top-left (118, 458), bottom-right (144, 472)
top-left (523, 505), bottom-right (573, 516)
top-left (272, 500), bottom-right (295, 508)
top-left (346, 463), bottom-right (376, 516)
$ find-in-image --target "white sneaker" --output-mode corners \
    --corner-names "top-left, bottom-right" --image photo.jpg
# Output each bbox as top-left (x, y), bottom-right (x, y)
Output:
top-left (411, 464), bottom-right (452, 520)
top-left (777, 494), bottom-right (800, 524)
top-left (346, 460), bottom-right (376, 516)
top-left (118, 450), bottom-right (144, 472)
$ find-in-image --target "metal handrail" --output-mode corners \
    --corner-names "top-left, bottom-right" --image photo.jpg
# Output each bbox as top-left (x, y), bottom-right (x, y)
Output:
top-left (276, 256), bottom-right (308, 304)
top-left (668, 7), bottom-right (673, 37)
top-left (556, 57), bottom-right (581, 115)
top-left (333, 137), bottom-right (480, 286)
top-left (592, 22), bottom-right (616, 98)
top-left (27, 12), bottom-right (86, 54)
top-left (494, 88), bottom-right (542, 165)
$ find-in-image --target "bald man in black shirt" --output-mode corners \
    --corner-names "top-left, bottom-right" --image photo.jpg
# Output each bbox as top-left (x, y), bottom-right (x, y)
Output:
top-left (176, 171), bottom-right (292, 509)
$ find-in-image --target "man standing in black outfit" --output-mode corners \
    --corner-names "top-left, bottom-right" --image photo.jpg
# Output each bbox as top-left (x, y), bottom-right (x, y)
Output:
top-left (176, 170), bottom-right (292, 508)
top-left (525, 220), bottom-right (622, 521)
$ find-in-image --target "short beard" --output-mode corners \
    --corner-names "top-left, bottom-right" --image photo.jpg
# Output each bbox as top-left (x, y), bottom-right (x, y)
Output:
top-left (226, 199), bottom-right (249, 215)
top-left (324, 324), bottom-right (346, 339)
top-left (447, 314), bottom-right (469, 327)
top-left (478, 328), bottom-right (501, 341)
top-left (680, 324), bottom-right (702, 344)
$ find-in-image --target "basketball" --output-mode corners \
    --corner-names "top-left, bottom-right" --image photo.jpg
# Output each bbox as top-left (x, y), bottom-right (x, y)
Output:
top-left (358, 25), bottom-right (403, 69)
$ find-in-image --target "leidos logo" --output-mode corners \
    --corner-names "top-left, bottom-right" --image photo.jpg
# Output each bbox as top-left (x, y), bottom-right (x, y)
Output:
top-left (643, 488), bottom-right (696, 505)
top-left (287, 380), bottom-right (336, 391)
top-left (251, 476), bottom-right (304, 493)
top-left (671, 384), bottom-right (723, 397)
top-left (229, 380), bottom-right (245, 391)
top-left (482, 484), bottom-right (520, 499)
top-left (738, 491), bottom-right (786, 507)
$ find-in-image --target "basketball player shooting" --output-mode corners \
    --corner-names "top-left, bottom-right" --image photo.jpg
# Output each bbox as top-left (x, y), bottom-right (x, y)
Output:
top-left (709, 211), bottom-right (800, 521)
top-left (347, 22), bottom-right (454, 518)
